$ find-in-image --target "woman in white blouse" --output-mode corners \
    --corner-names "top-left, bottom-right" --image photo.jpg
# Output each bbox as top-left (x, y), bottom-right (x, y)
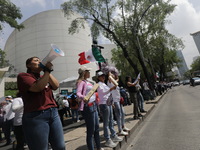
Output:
top-left (97, 71), bottom-right (122, 148)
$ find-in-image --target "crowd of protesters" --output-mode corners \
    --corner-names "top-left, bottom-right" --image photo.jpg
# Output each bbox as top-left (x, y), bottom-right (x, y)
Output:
top-left (0, 56), bottom-right (172, 150)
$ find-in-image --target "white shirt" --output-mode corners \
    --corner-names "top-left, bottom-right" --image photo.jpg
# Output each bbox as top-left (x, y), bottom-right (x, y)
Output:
top-left (3, 101), bottom-right (15, 122)
top-left (12, 97), bottom-right (23, 126)
top-left (107, 81), bottom-right (120, 102)
top-left (63, 99), bottom-right (69, 107)
top-left (97, 81), bottom-right (110, 105)
top-left (143, 82), bottom-right (149, 90)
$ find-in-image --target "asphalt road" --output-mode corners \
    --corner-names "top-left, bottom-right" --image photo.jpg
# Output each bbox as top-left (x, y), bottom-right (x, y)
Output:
top-left (127, 85), bottom-right (200, 150)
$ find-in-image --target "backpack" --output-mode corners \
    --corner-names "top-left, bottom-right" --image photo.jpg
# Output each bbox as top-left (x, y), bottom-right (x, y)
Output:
top-left (71, 99), bottom-right (78, 107)
top-left (70, 94), bottom-right (78, 107)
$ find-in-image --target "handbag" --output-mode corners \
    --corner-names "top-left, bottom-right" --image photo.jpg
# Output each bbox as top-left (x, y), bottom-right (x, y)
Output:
top-left (106, 94), bottom-right (113, 106)
top-left (120, 97), bottom-right (124, 105)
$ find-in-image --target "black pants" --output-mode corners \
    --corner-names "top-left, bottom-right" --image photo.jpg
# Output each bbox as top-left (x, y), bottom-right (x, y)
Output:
top-left (58, 109), bottom-right (65, 126)
top-left (65, 107), bottom-right (72, 117)
top-left (129, 92), bottom-right (140, 117)
top-left (3, 118), bottom-right (13, 144)
top-left (14, 125), bottom-right (25, 150)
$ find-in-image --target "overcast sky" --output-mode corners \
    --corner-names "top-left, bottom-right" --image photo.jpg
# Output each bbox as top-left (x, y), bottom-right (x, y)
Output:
top-left (0, 0), bottom-right (200, 68)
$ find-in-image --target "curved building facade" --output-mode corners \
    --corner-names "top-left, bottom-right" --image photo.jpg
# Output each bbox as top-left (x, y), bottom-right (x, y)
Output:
top-left (4, 9), bottom-right (97, 82)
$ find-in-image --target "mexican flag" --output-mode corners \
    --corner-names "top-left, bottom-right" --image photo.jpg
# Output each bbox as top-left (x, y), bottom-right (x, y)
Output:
top-left (78, 47), bottom-right (105, 65)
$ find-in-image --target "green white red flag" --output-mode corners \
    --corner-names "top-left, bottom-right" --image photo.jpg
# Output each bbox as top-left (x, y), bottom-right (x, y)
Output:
top-left (78, 47), bottom-right (105, 65)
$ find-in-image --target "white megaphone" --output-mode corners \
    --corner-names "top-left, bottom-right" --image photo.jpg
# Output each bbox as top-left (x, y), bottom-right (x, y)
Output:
top-left (39, 44), bottom-right (65, 68)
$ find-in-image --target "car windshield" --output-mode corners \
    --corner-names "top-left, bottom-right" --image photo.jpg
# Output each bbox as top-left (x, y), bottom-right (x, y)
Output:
top-left (193, 77), bottom-right (200, 80)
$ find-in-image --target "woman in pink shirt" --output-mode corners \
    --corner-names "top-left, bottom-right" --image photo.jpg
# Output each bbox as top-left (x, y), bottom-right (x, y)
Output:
top-left (76, 66), bottom-right (103, 150)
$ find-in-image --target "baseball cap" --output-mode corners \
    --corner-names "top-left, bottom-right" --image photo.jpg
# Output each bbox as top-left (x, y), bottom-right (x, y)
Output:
top-left (6, 95), bottom-right (12, 99)
top-left (96, 71), bottom-right (105, 77)
top-left (78, 66), bottom-right (92, 74)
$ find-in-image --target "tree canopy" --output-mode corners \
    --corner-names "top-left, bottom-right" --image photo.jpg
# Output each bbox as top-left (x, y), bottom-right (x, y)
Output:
top-left (61, 0), bottom-right (184, 85)
top-left (190, 57), bottom-right (200, 73)
top-left (0, 0), bottom-right (24, 31)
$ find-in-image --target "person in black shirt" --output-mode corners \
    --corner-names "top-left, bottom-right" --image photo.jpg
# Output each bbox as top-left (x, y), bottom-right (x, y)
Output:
top-left (125, 76), bottom-right (142, 120)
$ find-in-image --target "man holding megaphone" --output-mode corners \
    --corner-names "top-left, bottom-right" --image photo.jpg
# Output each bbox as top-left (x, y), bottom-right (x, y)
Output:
top-left (17, 56), bottom-right (66, 150)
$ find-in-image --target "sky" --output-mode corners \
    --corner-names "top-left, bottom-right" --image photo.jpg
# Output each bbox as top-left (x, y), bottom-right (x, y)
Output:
top-left (0, 0), bottom-right (200, 69)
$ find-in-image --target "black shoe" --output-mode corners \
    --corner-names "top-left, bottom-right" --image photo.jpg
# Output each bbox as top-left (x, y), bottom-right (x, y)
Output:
top-left (138, 114), bottom-right (143, 117)
top-left (133, 116), bottom-right (139, 120)
top-left (141, 110), bottom-right (147, 113)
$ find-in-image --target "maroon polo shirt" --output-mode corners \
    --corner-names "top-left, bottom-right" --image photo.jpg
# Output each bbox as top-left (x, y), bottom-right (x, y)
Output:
top-left (17, 72), bottom-right (57, 113)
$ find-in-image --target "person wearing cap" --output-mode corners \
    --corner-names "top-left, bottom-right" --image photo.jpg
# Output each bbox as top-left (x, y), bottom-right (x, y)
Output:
top-left (76, 66), bottom-right (103, 150)
top-left (97, 71), bottom-right (122, 148)
top-left (17, 57), bottom-right (65, 150)
top-left (2, 95), bottom-right (15, 146)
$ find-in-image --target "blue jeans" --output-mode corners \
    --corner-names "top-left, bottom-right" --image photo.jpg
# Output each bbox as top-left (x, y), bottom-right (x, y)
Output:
top-left (137, 91), bottom-right (144, 111)
top-left (22, 107), bottom-right (66, 150)
top-left (82, 103), bottom-right (101, 150)
top-left (71, 109), bottom-right (79, 122)
top-left (99, 104), bottom-right (116, 140)
top-left (114, 102), bottom-right (125, 132)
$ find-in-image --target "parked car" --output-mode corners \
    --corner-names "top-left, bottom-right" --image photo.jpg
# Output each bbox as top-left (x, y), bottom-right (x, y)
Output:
top-left (173, 81), bottom-right (180, 86)
top-left (183, 79), bottom-right (190, 85)
top-left (192, 77), bottom-right (200, 86)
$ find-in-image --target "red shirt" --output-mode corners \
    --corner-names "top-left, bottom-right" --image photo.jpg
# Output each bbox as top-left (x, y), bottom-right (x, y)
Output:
top-left (17, 72), bottom-right (57, 113)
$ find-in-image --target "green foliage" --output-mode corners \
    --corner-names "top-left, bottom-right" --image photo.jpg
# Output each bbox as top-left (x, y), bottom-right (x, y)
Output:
top-left (0, 48), bottom-right (10, 68)
top-left (111, 47), bottom-right (135, 80)
top-left (0, 0), bottom-right (24, 31)
top-left (5, 90), bottom-right (18, 97)
top-left (61, 0), bottom-right (184, 82)
top-left (183, 70), bottom-right (192, 79)
top-left (5, 82), bottom-right (17, 90)
top-left (190, 57), bottom-right (200, 72)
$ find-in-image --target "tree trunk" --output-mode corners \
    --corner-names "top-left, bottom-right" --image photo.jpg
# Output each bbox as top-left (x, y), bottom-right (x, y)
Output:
top-left (136, 47), bottom-right (154, 90)
top-left (121, 47), bottom-right (140, 75)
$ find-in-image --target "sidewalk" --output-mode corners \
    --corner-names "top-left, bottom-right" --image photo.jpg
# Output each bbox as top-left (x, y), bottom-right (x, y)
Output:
top-left (63, 93), bottom-right (165, 150)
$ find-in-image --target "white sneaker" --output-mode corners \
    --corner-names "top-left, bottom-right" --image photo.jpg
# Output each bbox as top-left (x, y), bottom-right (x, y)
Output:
top-left (123, 126), bottom-right (130, 131)
top-left (77, 120), bottom-right (80, 122)
top-left (119, 130), bottom-right (128, 136)
top-left (113, 121), bottom-right (117, 126)
top-left (105, 139), bottom-right (117, 148)
top-left (112, 135), bottom-right (123, 142)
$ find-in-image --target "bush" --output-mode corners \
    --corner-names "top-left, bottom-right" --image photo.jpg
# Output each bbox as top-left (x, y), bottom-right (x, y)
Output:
top-left (5, 82), bottom-right (17, 90)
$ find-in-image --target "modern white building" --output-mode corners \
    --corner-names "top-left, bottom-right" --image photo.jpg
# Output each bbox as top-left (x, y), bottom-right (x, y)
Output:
top-left (4, 9), bottom-right (98, 84)
top-left (176, 50), bottom-right (188, 77)
top-left (191, 31), bottom-right (200, 54)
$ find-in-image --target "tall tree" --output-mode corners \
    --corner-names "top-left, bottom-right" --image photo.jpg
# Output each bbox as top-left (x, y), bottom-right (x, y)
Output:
top-left (0, 0), bottom-right (24, 31)
top-left (190, 57), bottom-right (200, 72)
top-left (145, 31), bottom-right (184, 81)
top-left (61, 0), bottom-right (182, 88)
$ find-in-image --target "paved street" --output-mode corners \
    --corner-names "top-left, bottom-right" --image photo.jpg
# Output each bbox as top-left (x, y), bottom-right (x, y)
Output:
top-left (2, 84), bottom-right (200, 150)
top-left (127, 85), bottom-right (200, 150)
